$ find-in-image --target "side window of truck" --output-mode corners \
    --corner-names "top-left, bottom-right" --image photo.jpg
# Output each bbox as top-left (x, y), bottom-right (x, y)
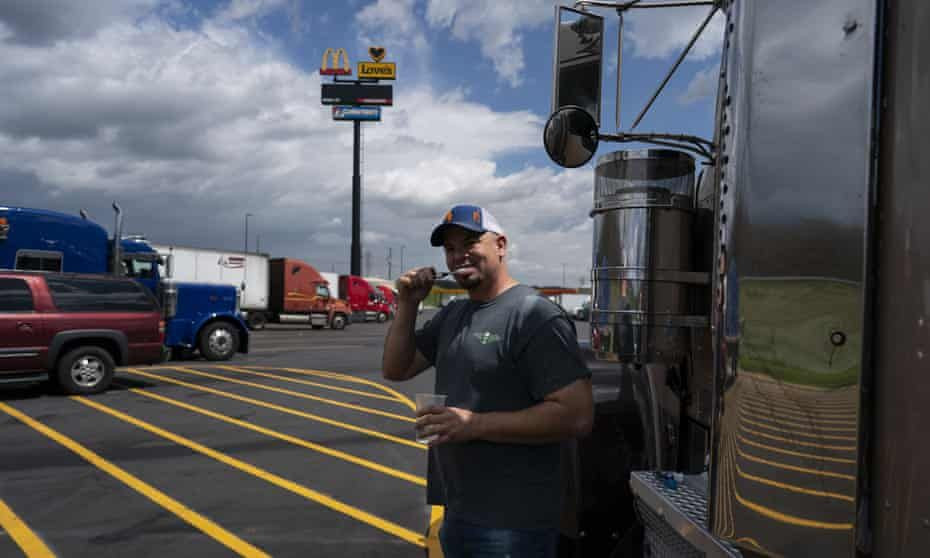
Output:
top-left (16, 251), bottom-right (63, 272)
top-left (45, 277), bottom-right (157, 313)
top-left (0, 278), bottom-right (35, 312)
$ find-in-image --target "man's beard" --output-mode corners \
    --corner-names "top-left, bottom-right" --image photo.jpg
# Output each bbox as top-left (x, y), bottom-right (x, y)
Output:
top-left (455, 274), bottom-right (482, 290)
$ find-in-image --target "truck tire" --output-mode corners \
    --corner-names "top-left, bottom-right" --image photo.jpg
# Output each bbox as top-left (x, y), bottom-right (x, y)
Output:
top-left (376, 311), bottom-right (388, 323)
top-left (199, 322), bottom-right (239, 361)
top-left (56, 346), bottom-right (115, 395)
top-left (247, 312), bottom-right (267, 330)
top-left (331, 314), bottom-right (347, 330)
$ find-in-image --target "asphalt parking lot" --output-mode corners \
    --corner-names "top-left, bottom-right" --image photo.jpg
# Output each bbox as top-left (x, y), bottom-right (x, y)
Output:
top-left (0, 313), bottom-right (444, 558)
top-left (1, 310), bottom-right (591, 558)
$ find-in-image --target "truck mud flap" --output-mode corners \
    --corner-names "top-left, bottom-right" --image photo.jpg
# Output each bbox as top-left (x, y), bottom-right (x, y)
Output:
top-left (630, 472), bottom-right (740, 558)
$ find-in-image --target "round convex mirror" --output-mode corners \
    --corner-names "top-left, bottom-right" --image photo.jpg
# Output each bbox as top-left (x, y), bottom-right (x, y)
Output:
top-left (543, 106), bottom-right (599, 168)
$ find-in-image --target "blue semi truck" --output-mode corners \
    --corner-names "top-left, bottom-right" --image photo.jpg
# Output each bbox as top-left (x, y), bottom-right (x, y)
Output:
top-left (0, 204), bottom-right (248, 361)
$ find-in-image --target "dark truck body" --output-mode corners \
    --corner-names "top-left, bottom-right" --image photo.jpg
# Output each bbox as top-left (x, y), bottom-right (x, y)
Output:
top-left (0, 271), bottom-right (165, 393)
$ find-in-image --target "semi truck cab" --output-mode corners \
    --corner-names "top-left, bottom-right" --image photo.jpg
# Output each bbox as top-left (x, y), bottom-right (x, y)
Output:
top-left (0, 206), bottom-right (249, 361)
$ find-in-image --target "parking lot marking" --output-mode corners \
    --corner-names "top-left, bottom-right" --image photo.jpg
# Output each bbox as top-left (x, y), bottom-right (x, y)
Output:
top-left (166, 367), bottom-right (415, 423)
top-left (278, 368), bottom-right (416, 411)
top-left (126, 369), bottom-right (425, 450)
top-left (0, 402), bottom-right (270, 558)
top-left (71, 396), bottom-right (427, 548)
top-left (212, 365), bottom-right (403, 405)
top-left (125, 386), bottom-right (426, 486)
top-left (739, 407), bottom-right (857, 432)
top-left (736, 446), bottom-right (856, 481)
top-left (734, 488), bottom-right (853, 530)
top-left (735, 462), bottom-right (854, 502)
top-left (740, 425), bottom-right (856, 451)
top-left (737, 434), bottom-right (856, 465)
top-left (0, 497), bottom-right (55, 558)
top-left (738, 411), bottom-right (857, 441)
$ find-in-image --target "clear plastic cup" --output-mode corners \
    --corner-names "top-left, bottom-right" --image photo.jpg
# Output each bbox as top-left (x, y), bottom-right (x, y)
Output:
top-left (415, 393), bottom-right (447, 444)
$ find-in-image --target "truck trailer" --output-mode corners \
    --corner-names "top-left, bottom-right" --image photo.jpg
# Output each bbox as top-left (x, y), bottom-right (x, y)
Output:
top-left (544, 0), bottom-right (929, 556)
top-left (152, 244), bottom-right (270, 330)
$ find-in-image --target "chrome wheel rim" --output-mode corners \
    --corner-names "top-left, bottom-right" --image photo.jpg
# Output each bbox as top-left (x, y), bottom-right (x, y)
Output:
top-left (71, 356), bottom-right (105, 387)
top-left (208, 328), bottom-right (234, 355)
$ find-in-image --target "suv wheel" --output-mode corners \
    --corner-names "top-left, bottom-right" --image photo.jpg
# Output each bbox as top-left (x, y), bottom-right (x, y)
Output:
top-left (56, 346), bottom-right (115, 395)
top-left (200, 322), bottom-right (239, 361)
top-left (376, 311), bottom-right (388, 323)
top-left (331, 314), bottom-right (347, 330)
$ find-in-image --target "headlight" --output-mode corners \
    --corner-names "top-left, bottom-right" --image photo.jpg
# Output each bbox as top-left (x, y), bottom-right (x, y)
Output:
top-left (162, 285), bottom-right (178, 318)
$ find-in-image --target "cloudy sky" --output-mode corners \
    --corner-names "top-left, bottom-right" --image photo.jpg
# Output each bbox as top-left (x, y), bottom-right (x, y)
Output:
top-left (0, 0), bottom-right (722, 286)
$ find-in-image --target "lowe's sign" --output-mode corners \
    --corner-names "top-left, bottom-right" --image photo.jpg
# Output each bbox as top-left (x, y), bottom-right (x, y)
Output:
top-left (332, 106), bottom-right (382, 121)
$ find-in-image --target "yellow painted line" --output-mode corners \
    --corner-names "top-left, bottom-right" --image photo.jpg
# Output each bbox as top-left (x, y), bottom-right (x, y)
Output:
top-left (735, 462), bottom-right (853, 502)
top-left (213, 365), bottom-right (403, 405)
top-left (739, 406), bottom-right (857, 432)
top-left (280, 368), bottom-right (417, 412)
top-left (737, 434), bottom-right (856, 464)
top-left (734, 489), bottom-right (853, 530)
top-left (742, 396), bottom-right (857, 418)
top-left (231, 366), bottom-right (417, 412)
top-left (739, 402), bottom-right (857, 425)
top-left (0, 402), bottom-right (269, 557)
top-left (126, 387), bottom-right (425, 486)
top-left (737, 446), bottom-right (856, 481)
top-left (165, 366), bottom-right (415, 423)
top-left (735, 537), bottom-right (767, 552)
top-left (125, 369), bottom-right (425, 450)
top-left (738, 411), bottom-right (857, 441)
top-left (71, 396), bottom-right (426, 548)
top-left (741, 425), bottom-right (856, 451)
top-left (426, 506), bottom-right (444, 558)
top-left (0, 498), bottom-right (55, 558)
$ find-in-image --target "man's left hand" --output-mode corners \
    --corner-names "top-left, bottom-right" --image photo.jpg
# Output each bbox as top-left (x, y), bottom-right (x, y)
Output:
top-left (416, 407), bottom-right (481, 444)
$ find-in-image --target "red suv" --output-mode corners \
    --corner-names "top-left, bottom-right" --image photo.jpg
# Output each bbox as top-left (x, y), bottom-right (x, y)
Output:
top-left (0, 272), bottom-right (166, 394)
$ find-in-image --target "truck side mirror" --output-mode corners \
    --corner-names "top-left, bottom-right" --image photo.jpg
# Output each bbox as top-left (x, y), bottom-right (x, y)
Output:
top-left (544, 105), bottom-right (599, 168)
top-left (553, 6), bottom-right (604, 126)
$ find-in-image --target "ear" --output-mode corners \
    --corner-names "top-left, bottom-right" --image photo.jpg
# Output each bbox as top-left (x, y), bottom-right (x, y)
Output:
top-left (495, 234), bottom-right (507, 257)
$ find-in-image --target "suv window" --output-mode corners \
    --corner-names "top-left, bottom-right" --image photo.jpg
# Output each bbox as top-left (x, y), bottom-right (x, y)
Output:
top-left (45, 277), bottom-right (157, 312)
top-left (0, 278), bottom-right (34, 312)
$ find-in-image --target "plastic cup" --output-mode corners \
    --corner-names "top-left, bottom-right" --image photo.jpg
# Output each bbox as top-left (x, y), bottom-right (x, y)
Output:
top-left (415, 393), bottom-right (447, 444)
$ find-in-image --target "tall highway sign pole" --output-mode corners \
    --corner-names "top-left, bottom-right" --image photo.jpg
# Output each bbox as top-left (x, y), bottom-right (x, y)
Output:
top-left (320, 46), bottom-right (394, 277)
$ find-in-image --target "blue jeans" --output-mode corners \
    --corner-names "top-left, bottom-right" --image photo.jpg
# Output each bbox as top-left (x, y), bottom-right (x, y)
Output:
top-left (439, 517), bottom-right (559, 558)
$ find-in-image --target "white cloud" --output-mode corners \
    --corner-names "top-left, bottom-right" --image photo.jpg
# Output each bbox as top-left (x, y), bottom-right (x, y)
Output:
top-left (678, 64), bottom-right (718, 105)
top-left (625, 6), bottom-right (724, 61)
top-left (0, 3), bottom-right (595, 285)
top-left (356, 0), bottom-right (417, 35)
top-left (424, 0), bottom-right (552, 88)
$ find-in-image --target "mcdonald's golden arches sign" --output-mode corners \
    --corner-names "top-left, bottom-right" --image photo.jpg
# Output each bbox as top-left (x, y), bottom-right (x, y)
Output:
top-left (320, 48), bottom-right (351, 76)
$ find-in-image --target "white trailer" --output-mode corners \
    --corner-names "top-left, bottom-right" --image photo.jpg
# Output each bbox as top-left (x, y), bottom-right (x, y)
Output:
top-left (152, 243), bottom-right (270, 329)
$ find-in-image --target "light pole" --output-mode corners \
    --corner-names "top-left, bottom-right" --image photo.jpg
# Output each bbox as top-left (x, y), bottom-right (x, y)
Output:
top-left (244, 213), bottom-right (253, 253)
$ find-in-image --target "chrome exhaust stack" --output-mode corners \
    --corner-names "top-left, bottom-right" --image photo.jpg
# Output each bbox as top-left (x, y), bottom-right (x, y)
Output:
top-left (589, 149), bottom-right (709, 471)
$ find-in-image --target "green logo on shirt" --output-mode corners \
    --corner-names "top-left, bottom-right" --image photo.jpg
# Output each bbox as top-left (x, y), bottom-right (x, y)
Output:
top-left (473, 331), bottom-right (501, 345)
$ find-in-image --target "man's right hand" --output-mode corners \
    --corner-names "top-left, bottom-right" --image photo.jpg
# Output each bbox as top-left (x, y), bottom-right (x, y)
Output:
top-left (395, 267), bottom-right (436, 304)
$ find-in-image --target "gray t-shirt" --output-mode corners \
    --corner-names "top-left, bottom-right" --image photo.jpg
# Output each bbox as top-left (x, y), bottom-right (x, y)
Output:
top-left (415, 284), bottom-right (591, 529)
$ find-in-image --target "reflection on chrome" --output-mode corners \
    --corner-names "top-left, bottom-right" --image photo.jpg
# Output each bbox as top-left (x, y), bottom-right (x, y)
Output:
top-left (714, 278), bottom-right (861, 556)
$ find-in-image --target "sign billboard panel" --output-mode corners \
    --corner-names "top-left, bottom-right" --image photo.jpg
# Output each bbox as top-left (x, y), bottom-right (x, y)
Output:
top-left (358, 62), bottom-right (396, 80)
top-left (332, 106), bottom-right (382, 121)
top-left (320, 83), bottom-right (393, 106)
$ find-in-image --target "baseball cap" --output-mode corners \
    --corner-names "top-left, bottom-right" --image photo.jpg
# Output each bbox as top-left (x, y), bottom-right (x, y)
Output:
top-left (430, 204), bottom-right (505, 247)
